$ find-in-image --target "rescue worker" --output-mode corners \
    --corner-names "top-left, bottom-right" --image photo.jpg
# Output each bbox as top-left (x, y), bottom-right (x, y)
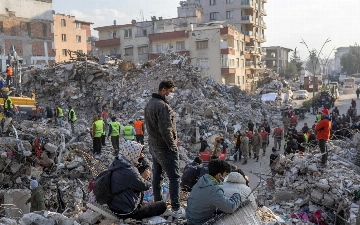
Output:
top-left (91, 115), bottom-right (103, 158)
top-left (123, 121), bottom-right (136, 141)
top-left (240, 131), bottom-right (249, 165)
top-left (5, 64), bottom-right (13, 87)
top-left (259, 128), bottom-right (269, 156)
top-left (316, 112), bottom-right (322, 123)
top-left (100, 117), bottom-right (107, 146)
top-left (25, 180), bottom-right (45, 212)
top-left (315, 108), bottom-right (331, 167)
top-left (282, 115), bottom-right (290, 136)
top-left (3, 95), bottom-right (14, 118)
top-left (134, 117), bottom-right (145, 144)
top-left (273, 125), bottom-right (283, 151)
top-left (108, 116), bottom-right (120, 156)
top-left (233, 131), bottom-right (242, 162)
top-left (101, 108), bottom-right (109, 146)
top-left (252, 130), bottom-right (262, 162)
top-left (244, 128), bottom-right (253, 158)
top-left (290, 115), bottom-right (298, 127)
top-left (56, 104), bottom-right (64, 127)
top-left (68, 106), bottom-right (77, 134)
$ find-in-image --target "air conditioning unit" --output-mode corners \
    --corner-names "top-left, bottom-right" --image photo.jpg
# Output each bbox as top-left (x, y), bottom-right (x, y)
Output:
top-left (195, 67), bottom-right (201, 72)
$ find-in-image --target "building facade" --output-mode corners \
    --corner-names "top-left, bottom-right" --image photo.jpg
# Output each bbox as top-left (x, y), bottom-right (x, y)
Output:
top-left (53, 14), bottom-right (93, 62)
top-left (262, 46), bottom-right (292, 73)
top-left (0, 0), bottom-right (54, 72)
top-left (334, 47), bottom-right (350, 74)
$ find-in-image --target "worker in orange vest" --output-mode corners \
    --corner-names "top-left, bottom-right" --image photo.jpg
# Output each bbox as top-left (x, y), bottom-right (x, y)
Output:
top-left (5, 64), bottom-right (13, 87)
top-left (272, 125), bottom-right (283, 151)
top-left (134, 116), bottom-right (145, 144)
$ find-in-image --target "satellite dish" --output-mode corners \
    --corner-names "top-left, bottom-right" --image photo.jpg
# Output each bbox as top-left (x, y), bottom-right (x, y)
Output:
top-left (113, 20), bottom-right (116, 25)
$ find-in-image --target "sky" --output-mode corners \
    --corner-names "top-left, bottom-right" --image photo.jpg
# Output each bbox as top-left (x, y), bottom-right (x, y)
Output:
top-left (53, 0), bottom-right (360, 60)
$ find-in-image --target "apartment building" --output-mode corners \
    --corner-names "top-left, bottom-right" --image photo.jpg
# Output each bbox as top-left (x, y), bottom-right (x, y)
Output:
top-left (334, 47), bottom-right (350, 73)
top-left (0, 0), bottom-right (54, 72)
top-left (53, 14), bottom-right (93, 62)
top-left (262, 46), bottom-right (292, 73)
top-left (200, 0), bottom-right (267, 90)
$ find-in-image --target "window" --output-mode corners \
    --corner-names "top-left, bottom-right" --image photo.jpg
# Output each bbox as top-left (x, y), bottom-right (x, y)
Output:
top-left (76, 22), bottom-right (81, 29)
top-left (110, 48), bottom-right (117, 55)
top-left (197, 59), bottom-right (209, 68)
top-left (124, 29), bottom-right (132, 38)
top-left (42, 23), bottom-right (47, 38)
top-left (62, 49), bottom-right (67, 56)
top-left (237, 58), bottom-right (240, 67)
top-left (138, 46), bottom-right (148, 54)
top-left (113, 32), bottom-right (117, 38)
top-left (156, 44), bottom-right (163, 53)
top-left (237, 76), bottom-right (240, 85)
top-left (76, 35), bottom-right (81, 42)
top-left (143, 29), bottom-right (147, 36)
top-left (210, 12), bottom-right (218, 20)
top-left (242, 76), bottom-right (245, 84)
top-left (196, 40), bottom-right (208, 50)
top-left (61, 34), bottom-right (66, 42)
top-left (226, 11), bottom-right (233, 19)
top-left (61, 19), bottom-right (66, 27)
top-left (221, 55), bottom-right (228, 67)
top-left (226, 0), bottom-right (233, 3)
top-left (176, 41), bottom-right (185, 51)
top-left (241, 59), bottom-right (244, 68)
top-left (77, 50), bottom-right (83, 54)
top-left (229, 59), bottom-right (235, 67)
top-left (125, 47), bottom-right (133, 55)
top-left (210, 0), bottom-right (216, 5)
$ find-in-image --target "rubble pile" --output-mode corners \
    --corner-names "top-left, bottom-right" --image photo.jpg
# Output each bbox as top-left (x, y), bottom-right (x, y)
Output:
top-left (254, 140), bottom-right (360, 224)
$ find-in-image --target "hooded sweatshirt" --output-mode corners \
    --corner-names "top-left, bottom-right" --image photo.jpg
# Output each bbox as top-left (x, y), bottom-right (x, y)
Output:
top-left (316, 116), bottom-right (332, 140)
top-left (186, 174), bottom-right (242, 225)
top-left (107, 141), bottom-right (151, 215)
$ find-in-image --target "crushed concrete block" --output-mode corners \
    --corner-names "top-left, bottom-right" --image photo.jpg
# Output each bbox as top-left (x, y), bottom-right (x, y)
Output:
top-left (19, 213), bottom-right (55, 225)
top-left (322, 193), bottom-right (335, 208)
top-left (308, 164), bottom-right (318, 172)
top-left (311, 190), bottom-right (323, 204)
top-left (78, 210), bottom-right (102, 224)
top-left (0, 217), bottom-right (17, 225)
top-left (44, 143), bottom-right (58, 153)
top-left (294, 198), bottom-right (305, 206)
top-left (274, 191), bottom-right (297, 203)
top-left (10, 163), bottom-right (22, 174)
top-left (4, 189), bottom-right (31, 218)
top-left (315, 182), bottom-right (330, 191)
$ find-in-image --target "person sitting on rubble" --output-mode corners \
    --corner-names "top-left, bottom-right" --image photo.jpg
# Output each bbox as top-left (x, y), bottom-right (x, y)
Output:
top-left (332, 107), bottom-right (340, 117)
top-left (180, 157), bottom-right (203, 192)
top-left (212, 139), bottom-right (222, 156)
top-left (270, 147), bottom-right (279, 171)
top-left (295, 130), bottom-right (306, 152)
top-left (285, 136), bottom-right (298, 155)
top-left (199, 137), bottom-right (210, 153)
top-left (302, 123), bottom-right (310, 134)
top-left (26, 180), bottom-right (45, 212)
top-left (186, 160), bottom-right (242, 225)
top-left (221, 170), bottom-right (257, 209)
top-left (287, 124), bottom-right (297, 137)
top-left (107, 141), bottom-right (167, 219)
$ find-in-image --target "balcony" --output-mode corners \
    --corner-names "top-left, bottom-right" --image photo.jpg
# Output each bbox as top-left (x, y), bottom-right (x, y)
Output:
top-left (245, 61), bottom-right (254, 68)
top-left (261, 9), bottom-right (267, 16)
top-left (240, 0), bottom-right (254, 9)
top-left (244, 52), bottom-right (252, 60)
top-left (149, 30), bottom-right (188, 41)
top-left (221, 68), bottom-right (236, 74)
top-left (150, 51), bottom-right (189, 59)
top-left (94, 38), bottom-right (120, 48)
top-left (262, 22), bottom-right (267, 29)
top-left (245, 46), bottom-right (258, 54)
top-left (260, 35), bottom-right (266, 42)
top-left (241, 15), bottom-right (254, 24)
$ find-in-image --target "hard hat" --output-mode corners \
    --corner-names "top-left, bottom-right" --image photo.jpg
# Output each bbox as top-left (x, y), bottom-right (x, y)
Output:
top-left (321, 108), bottom-right (329, 116)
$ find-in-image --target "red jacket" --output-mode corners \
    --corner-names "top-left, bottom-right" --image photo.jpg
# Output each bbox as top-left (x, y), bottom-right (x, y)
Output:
top-left (315, 118), bottom-right (331, 140)
top-left (260, 131), bottom-right (268, 141)
top-left (290, 116), bottom-right (298, 124)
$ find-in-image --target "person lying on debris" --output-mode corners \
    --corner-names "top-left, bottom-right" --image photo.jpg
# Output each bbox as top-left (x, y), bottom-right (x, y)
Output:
top-left (186, 160), bottom-right (243, 225)
top-left (107, 141), bottom-right (167, 219)
top-left (180, 157), bottom-right (203, 192)
top-left (221, 170), bottom-right (257, 209)
top-left (26, 180), bottom-right (45, 212)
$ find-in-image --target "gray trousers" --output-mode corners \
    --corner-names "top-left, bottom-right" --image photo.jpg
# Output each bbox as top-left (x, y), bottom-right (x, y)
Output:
top-left (111, 135), bottom-right (120, 153)
top-left (274, 138), bottom-right (281, 150)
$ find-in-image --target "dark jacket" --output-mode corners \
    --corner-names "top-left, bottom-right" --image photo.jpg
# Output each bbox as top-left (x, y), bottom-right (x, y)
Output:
top-left (199, 163), bottom-right (209, 177)
top-left (145, 93), bottom-right (177, 151)
top-left (107, 156), bottom-right (151, 215)
top-left (200, 140), bottom-right (210, 152)
top-left (270, 152), bottom-right (279, 166)
top-left (46, 107), bottom-right (53, 119)
top-left (29, 186), bottom-right (45, 212)
top-left (180, 162), bottom-right (203, 192)
top-left (248, 122), bottom-right (254, 132)
top-left (302, 126), bottom-right (309, 133)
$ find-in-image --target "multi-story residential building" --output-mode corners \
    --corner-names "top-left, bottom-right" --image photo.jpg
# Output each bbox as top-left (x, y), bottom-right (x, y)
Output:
top-left (199, 0), bottom-right (267, 90)
top-left (334, 47), bottom-right (350, 73)
top-left (0, 0), bottom-right (55, 72)
top-left (53, 13), bottom-right (93, 62)
top-left (262, 46), bottom-right (292, 73)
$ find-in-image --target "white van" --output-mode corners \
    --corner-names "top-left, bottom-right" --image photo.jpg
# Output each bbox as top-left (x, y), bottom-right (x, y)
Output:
top-left (339, 75), bottom-right (347, 83)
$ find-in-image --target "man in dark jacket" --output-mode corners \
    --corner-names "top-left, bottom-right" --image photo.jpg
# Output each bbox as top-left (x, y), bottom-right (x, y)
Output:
top-left (302, 123), bottom-right (310, 133)
top-left (199, 137), bottom-right (210, 152)
top-left (233, 131), bottom-right (242, 161)
top-left (247, 120), bottom-right (254, 132)
top-left (144, 80), bottom-right (184, 216)
top-left (180, 157), bottom-right (203, 192)
top-left (108, 141), bottom-right (166, 219)
top-left (285, 136), bottom-right (298, 155)
top-left (26, 180), bottom-right (45, 212)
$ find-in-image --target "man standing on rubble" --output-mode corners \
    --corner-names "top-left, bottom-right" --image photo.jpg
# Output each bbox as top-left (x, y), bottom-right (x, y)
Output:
top-left (145, 80), bottom-right (185, 217)
top-left (259, 128), bottom-right (269, 156)
top-left (123, 121), bottom-right (136, 141)
top-left (108, 116), bottom-right (121, 156)
top-left (315, 108), bottom-right (331, 167)
top-left (244, 128), bottom-right (253, 158)
top-left (3, 95), bottom-right (14, 118)
top-left (282, 115), bottom-right (290, 135)
top-left (92, 115), bottom-right (103, 158)
top-left (240, 131), bottom-right (249, 164)
top-left (68, 106), bottom-right (77, 134)
top-left (273, 125), bottom-right (283, 151)
top-left (5, 64), bottom-right (13, 87)
top-left (134, 117), bottom-right (145, 144)
top-left (252, 130), bottom-right (262, 162)
top-left (56, 104), bottom-right (64, 127)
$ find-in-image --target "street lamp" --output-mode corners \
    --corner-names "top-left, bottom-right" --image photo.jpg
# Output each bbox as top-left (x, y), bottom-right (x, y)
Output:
top-left (300, 38), bottom-right (332, 99)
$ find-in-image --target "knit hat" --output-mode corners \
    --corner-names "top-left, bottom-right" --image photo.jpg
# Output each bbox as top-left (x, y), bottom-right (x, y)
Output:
top-left (321, 108), bottom-right (329, 116)
top-left (121, 141), bottom-right (143, 165)
top-left (30, 180), bottom-right (38, 190)
top-left (225, 172), bottom-right (246, 184)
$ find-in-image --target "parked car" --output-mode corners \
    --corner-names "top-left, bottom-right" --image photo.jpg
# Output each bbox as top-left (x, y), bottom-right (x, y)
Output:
top-left (294, 90), bottom-right (309, 99)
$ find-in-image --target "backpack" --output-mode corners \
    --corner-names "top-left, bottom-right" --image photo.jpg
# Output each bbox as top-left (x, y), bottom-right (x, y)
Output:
top-left (93, 169), bottom-right (125, 204)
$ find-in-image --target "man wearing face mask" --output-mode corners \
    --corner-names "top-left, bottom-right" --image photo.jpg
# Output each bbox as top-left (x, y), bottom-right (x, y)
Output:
top-left (186, 160), bottom-right (242, 225)
top-left (273, 125), bottom-right (283, 151)
top-left (144, 80), bottom-right (185, 217)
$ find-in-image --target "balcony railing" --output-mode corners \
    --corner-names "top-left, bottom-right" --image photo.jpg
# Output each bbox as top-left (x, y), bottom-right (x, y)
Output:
top-left (245, 47), bottom-right (256, 53)
top-left (242, 31), bottom-right (253, 36)
top-left (245, 61), bottom-right (254, 67)
top-left (241, 15), bottom-right (253, 21)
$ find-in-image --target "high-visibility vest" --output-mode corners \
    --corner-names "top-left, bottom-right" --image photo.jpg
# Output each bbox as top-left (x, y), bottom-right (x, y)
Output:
top-left (4, 98), bottom-right (13, 109)
top-left (134, 120), bottom-right (144, 135)
top-left (124, 125), bottom-right (134, 140)
top-left (304, 133), bottom-right (308, 143)
top-left (316, 114), bottom-right (321, 122)
top-left (68, 109), bottom-right (77, 122)
top-left (57, 107), bottom-right (63, 117)
top-left (6, 66), bottom-right (13, 76)
top-left (93, 120), bottom-right (103, 137)
top-left (110, 121), bottom-right (120, 136)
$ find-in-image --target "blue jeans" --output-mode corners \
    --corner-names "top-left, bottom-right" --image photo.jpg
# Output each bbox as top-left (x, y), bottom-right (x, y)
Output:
top-left (150, 147), bottom-right (180, 211)
top-left (57, 117), bottom-right (63, 126)
top-left (234, 146), bottom-right (242, 161)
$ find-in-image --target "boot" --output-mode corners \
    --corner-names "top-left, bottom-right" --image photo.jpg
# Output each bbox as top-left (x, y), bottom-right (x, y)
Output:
top-left (256, 158), bottom-right (259, 162)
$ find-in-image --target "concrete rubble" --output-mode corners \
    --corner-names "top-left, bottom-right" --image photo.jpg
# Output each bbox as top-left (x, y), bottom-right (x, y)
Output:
top-left (0, 53), bottom-right (359, 224)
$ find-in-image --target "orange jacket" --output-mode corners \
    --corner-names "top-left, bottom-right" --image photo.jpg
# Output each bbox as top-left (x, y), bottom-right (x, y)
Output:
top-left (134, 120), bottom-right (144, 135)
top-left (6, 66), bottom-right (13, 76)
top-left (315, 118), bottom-right (331, 140)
